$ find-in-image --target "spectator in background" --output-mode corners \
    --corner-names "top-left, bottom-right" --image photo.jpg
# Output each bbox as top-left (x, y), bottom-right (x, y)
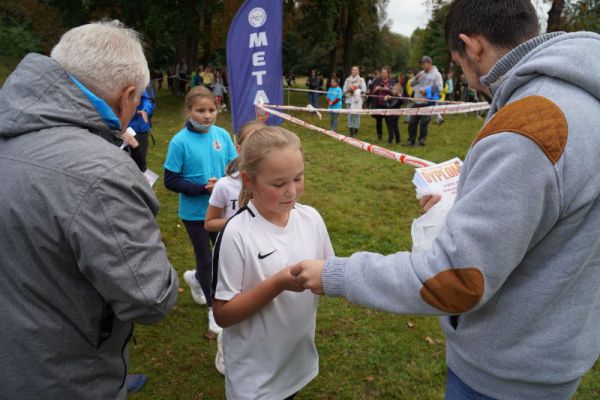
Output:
top-left (406, 55), bottom-right (443, 146)
top-left (190, 65), bottom-right (203, 89)
top-left (0, 20), bottom-right (178, 399)
top-left (369, 66), bottom-right (395, 142)
top-left (201, 65), bottom-right (215, 88)
top-left (176, 58), bottom-right (188, 95)
top-left (128, 84), bottom-right (156, 172)
top-left (213, 69), bottom-right (227, 112)
top-left (343, 65), bottom-right (367, 137)
top-left (285, 70), bottom-right (296, 87)
top-left (326, 77), bottom-right (343, 131)
top-left (306, 69), bottom-right (323, 108)
top-left (384, 82), bottom-right (404, 144)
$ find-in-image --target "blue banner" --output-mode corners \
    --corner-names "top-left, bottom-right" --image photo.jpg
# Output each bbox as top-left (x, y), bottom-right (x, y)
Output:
top-left (227, 0), bottom-right (283, 134)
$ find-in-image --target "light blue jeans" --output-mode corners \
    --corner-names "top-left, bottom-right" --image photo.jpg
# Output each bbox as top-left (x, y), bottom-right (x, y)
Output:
top-left (348, 113), bottom-right (360, 129)
top-left (446, 369), bottom-right (498, 400)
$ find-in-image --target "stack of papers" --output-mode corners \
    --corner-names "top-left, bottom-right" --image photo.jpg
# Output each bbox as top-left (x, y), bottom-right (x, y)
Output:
top-left (413, 157), bottom-right (463, 197)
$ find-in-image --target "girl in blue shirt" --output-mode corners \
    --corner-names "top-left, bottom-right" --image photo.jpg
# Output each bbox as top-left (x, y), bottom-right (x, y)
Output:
top-left (164, 86), bottom-right (237, 337)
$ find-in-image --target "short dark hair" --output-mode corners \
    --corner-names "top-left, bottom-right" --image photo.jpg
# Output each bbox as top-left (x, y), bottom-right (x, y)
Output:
top-left (445, 0), bottom-right (539, 55)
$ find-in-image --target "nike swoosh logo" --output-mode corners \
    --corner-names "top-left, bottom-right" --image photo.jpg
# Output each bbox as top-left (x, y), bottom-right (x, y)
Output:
top-left (258, 250), bottom-right (277, 260)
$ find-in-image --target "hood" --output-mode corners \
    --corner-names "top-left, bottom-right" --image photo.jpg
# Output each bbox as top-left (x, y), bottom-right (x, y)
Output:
top-left (0, 53), bottom-right (121, 143)
top-left (482, 32), bottom-right (600, 114)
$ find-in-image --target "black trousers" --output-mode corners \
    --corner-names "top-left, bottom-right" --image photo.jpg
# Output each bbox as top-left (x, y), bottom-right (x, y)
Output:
top-left (408, 104), bottom-right (431, 144)
top-left (182, 220), bottom-right (218, 306)
top-left (373, 115), bottom-right (390, 140)
top-left (130, 131), bottom-right (149, 172)
top-left (386, 116), bottom-right (400, 143)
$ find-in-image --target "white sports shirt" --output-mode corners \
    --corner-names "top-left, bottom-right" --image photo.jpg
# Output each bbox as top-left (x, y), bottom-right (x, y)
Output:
top-left (214, 200), bottom-right (334, 400)
top-left (208, 172), bottom-right (243, 220)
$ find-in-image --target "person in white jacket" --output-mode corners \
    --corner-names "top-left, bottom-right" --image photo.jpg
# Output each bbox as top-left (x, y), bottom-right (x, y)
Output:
top-left (343, 66), bottom-right (367, 137)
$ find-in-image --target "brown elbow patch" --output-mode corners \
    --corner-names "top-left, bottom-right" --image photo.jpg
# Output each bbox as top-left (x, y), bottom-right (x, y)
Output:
top-left (420, 268), bottom-right (484, 314)
top-left (474, 96), bottom-right (567, 164)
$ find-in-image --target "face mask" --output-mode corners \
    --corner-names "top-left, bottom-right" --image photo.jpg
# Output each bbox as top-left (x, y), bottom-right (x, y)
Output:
top-left (189, 118), bottom-right (213, 132)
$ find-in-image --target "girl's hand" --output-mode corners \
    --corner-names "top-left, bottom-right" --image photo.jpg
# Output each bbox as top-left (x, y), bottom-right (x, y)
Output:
top-left (290, 260), bottom-right (325, 295)
top-left (206, 177), bottom-right (218, 192)
top-left (276, 267), bottom-right (305, 292)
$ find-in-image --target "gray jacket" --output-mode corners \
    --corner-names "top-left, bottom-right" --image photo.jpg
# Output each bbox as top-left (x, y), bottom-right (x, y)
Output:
top-left (410, 65), bottom-right (443, 103)
top-left (323, 32), bottom-right (600, 399)
top-left (0, 54), bottom-right (179, 399)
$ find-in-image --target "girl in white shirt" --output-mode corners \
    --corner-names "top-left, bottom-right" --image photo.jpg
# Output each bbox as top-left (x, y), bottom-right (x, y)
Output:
top-left (213, 126), bottom-right (334, 400)
top-left (205, 120), bottom-right (265, 233)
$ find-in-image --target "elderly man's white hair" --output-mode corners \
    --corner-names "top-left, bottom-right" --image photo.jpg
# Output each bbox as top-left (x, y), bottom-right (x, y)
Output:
top-left (51, 20), bottom-right (149, 101)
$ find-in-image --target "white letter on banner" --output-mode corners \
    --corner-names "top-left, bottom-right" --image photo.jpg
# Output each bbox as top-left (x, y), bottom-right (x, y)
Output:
top-left (252, 71), bottom-right (267, 85)
top-left (249, 32), bottom-right (268, 48)
top-left (252, 51), bottom-right (266, 67)
top-left (254, 90), bottom-right (270, 105)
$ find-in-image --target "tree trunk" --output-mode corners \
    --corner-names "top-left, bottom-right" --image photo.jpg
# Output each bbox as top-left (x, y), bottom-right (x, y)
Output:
top-left (547, 0), bottom-right (565, 32)
top-left (342, 4), bottom-right (355, 73)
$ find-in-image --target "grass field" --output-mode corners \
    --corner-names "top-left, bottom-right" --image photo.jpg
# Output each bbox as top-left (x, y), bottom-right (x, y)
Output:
top-left (126, 87), bottom-right (599, 399)
top-left (1, 65), bottom-right (598, 399)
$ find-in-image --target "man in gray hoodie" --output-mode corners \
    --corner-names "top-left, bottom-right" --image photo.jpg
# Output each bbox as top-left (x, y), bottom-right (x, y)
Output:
top-left (0, 21), bottom-right (179, 399)
top-left (406, 55), bottom-right (443, 146)
top-left (291, 1), bottom-right (600, 399)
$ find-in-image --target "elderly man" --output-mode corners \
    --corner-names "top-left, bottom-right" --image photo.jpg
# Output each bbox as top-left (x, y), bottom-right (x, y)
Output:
top-left (291, 1), bottom-right (600, 399)
top-left (0, 21), bottom-right (178, 399)
top-left (405, 55), bottom-right (443, 146)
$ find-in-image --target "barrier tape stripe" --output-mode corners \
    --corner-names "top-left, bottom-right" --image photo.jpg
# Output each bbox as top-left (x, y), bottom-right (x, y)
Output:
top-left (256, 104), bottom-right (434, 168)
top-left (283, 87), bottom-right (470, 105)
top-left (262, 102), bottom-right (490, 116)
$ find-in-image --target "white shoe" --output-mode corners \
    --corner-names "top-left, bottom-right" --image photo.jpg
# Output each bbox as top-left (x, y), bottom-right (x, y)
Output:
top-left (215, 331), bottom-right (225, 375)
top-left (183, 270), bottom-right (207, 305)
top-left (208, 308), bottom-right (222, 335)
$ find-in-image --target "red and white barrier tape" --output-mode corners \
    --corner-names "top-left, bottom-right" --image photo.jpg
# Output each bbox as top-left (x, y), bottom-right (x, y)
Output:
top-left (256, 103), bottom-right (434, 168)
top-left (262, 102), bottom-right (490, 117)
top-left (283, 87), bottom-right (471, 105)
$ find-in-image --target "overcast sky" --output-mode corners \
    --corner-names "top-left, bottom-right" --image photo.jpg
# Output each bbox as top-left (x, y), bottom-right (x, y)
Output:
top-left (386, 0), bottom-right (430, 37)
top-left (386, 1), bottom-right (551, 37)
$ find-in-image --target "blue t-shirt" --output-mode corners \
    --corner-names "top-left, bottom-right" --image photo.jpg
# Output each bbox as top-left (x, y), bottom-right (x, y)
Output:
top-left (326, 87), bottom-right (343, 110)
top-left (164, 125), bottom-right (237, 221)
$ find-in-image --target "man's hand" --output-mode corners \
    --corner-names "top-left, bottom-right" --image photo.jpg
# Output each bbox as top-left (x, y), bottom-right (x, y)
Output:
top-left (122, 131), bottom-right (139, 149)
top-left (290, 259), bottom-right (325, 295)
top-left (206, 177), bottom-right (218, 192)
top-left (137, 110), bottom-right (148, 123)
top-left (419, 194), bottom-right (442, 213)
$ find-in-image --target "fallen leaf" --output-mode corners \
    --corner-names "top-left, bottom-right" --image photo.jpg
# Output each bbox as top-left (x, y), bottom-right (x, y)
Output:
top-left (178, 287), bottom-right (185, 293)
top-left (406, 321), bottom-right (415, 328)
top-left (425, 336), bottom-right (435, 345)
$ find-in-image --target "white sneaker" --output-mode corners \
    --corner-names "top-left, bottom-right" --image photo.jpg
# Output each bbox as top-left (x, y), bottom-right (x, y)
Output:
top-left (183, 270), bottom-right (207, 305)
top-left (215, 331), bottom-right (225, 375)
top-left (208, 308), bottom-right (222, 335)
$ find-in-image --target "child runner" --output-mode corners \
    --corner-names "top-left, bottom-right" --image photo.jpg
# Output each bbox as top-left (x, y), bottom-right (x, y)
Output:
top-left (205, 120), bottom-right (265, 233)
top-left (205, 120), bottom-right (265, 375)
top-left (163, 86), bottom-right (237, 338)
top-left (213, 126), bottom-right (334, 399)
top-left (326, 78), bottom-right (343, 132)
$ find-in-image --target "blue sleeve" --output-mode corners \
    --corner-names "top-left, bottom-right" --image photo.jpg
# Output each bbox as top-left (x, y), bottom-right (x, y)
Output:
top-left (164, 168), bottom-right (210, 196)
top-left (139, 90), bottom-right (155, 116)
top-left (164, 137), bottom-right (184, 173)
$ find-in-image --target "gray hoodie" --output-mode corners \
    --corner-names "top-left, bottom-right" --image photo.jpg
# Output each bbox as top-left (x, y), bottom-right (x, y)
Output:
top-left (0, 54), bottom-right (179, 399)
top-left (410, 65), bottom-right (443, 103)
top-left (322, 32), bottom-right (600, 399)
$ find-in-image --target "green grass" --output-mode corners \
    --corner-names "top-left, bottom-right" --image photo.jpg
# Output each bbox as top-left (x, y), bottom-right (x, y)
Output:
top-left (129, 87), bottom-right (599, 399)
